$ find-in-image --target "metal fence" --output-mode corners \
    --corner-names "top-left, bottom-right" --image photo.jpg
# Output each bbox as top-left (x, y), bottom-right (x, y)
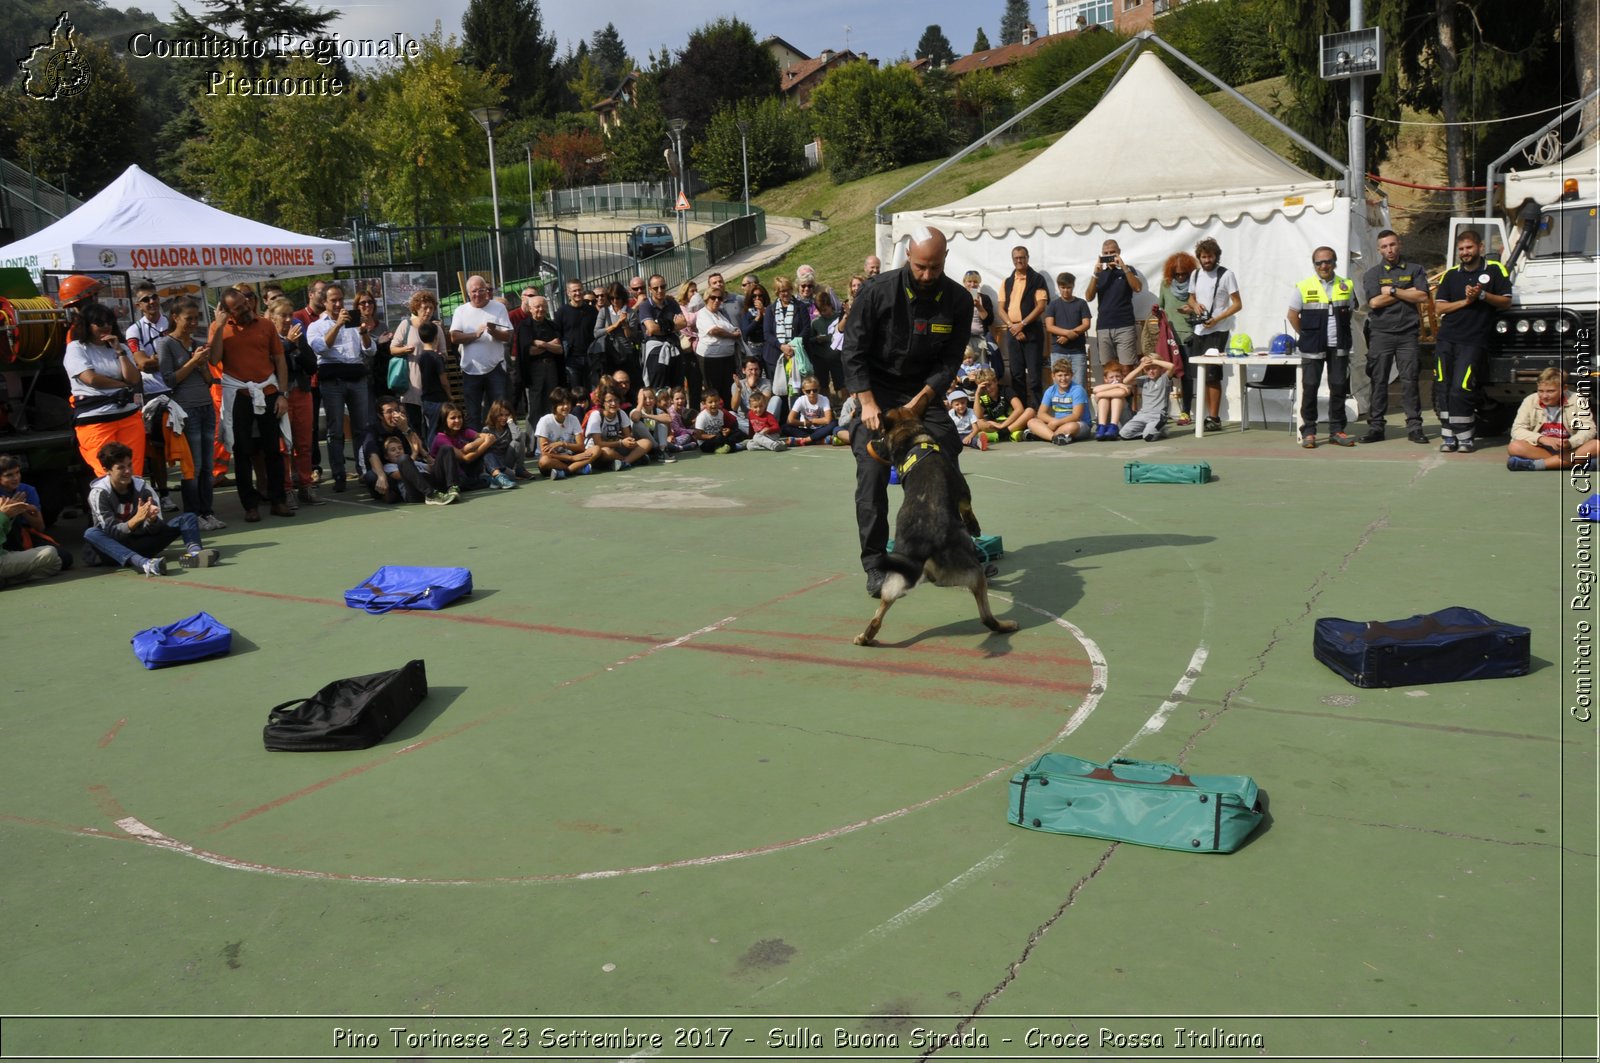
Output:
top-left (348, 205), bottom-right (767, 306)
top-left (0, 159), bottom-right (82, 243)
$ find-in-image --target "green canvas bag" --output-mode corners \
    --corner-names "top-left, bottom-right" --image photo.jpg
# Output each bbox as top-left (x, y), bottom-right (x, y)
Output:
top-left (1124, 461), bottom-right (1211, 484)
top-left (1008, 754), bottom-right (1263, 853)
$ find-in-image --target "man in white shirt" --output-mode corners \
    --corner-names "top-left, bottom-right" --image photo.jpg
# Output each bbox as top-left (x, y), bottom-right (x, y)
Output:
top-left (449, 274), bottom-right (513, 428)
top-left (307, 283), bottom-right (376, 492)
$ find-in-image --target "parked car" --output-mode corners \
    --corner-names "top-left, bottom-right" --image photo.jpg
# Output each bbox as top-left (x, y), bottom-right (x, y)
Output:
top-left (627, 223), bottom-right (675, 259)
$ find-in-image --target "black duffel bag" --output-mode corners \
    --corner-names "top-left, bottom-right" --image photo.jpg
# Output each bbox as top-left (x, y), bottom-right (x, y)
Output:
top-left (263, 659), bottom-right (428, 751)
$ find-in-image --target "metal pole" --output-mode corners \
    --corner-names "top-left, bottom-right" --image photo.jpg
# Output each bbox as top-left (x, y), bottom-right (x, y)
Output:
top-left (486, 129), bottom-right (505, 289)
top-left (737, 119), bottom-right (750, 216)
top-left (1348, 0), bottom-right (1365, 202)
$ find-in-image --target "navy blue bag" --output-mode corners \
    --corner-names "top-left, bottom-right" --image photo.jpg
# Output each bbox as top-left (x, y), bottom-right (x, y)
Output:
top-left (131, 611), bottom-right (233, 669)
top-left (344, 566), bottom-right (472, 614)
top-left (1314, 607), bottom-right (1530, 688)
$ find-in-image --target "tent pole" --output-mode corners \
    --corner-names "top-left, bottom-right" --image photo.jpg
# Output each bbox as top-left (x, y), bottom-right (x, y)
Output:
top-left (875, 36), bottom-right (1147, 224)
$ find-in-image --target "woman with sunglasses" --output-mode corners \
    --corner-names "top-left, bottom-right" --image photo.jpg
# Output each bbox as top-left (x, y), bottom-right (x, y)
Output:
top-left (353, 291), bottom-right (391, 423)
top-left (693, 289), bottom-right (742, 408)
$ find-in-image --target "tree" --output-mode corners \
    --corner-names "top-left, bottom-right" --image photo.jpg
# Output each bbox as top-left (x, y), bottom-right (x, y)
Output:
top-left (3, 36), bottom-right (142, 197)
top-left (186, 57), bottom-right (359, 231)
top-left (999, 0), bottom-right (1032, 46)
top-left (590, 23), bottom-right (631, 87)
top-left (535, 129), bottom-right (607, 188)
top-left (605, 73), bottom-right (670, 180)
top-left (809, 61), bottom-right (947, 183)
top-left (169, 0), bottom-right (335, 47)
top-left (973, 27), bottom-right (992, 52)
top-left (916, 25), bottom-right (957, 67)
top-left (692, 97), bottom-right (810, 197)
top-left (952, 67), bottom-right (1019, 139)
top-left (461, 0), bottom-right (558, 118)
top-left (1159, 0), bottom-right (1280, 87)
top-left (362, 28), bottom-right (507, 230)
top-left (657, 18), bottom-right (780, 141)
top-left (1014, 29), bottom-right (1123, 135)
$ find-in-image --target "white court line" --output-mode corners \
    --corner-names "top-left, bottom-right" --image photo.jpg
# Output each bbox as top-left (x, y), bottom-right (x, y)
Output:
top-left (1116, 644), bottom-right (1210, 757)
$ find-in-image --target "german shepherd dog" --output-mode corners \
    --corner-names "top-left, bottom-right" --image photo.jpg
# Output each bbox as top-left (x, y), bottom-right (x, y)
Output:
top-left (856, 393), bottom-right (1019, 647)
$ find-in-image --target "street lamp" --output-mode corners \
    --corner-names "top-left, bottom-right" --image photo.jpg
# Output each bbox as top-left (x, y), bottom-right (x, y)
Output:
top-left (523, 140), bottom-right (543, 286)
top-left (736, 118), bottom-right (750, 217)
top-left (667, 117), bottom-right (688, 249)
top-left (470, 105), bottom-right (506, 290)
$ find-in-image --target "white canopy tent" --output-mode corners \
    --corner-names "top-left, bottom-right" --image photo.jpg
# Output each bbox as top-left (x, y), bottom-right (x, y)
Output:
top-left (0, 165), bottom-right (352, 288)
top-left (887, 52), bottom-right (1372, 422)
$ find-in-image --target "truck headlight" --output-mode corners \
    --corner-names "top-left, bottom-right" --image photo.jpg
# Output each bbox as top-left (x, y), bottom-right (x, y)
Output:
top-left (1495, 320), bottom-right (1510, 334)
top-left (1558, 318), bottom-right (1574, 334)
top-left (1532, 319), bottom-right (1549, 334)
top-left (1515, 319), bottom-right (1531, 333)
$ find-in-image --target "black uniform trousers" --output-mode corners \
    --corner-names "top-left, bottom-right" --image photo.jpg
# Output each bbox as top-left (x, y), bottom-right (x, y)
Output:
top-left (850, 388), bottom-right (962, 575)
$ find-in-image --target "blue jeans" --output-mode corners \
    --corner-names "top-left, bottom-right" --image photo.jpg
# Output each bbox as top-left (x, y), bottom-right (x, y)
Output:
top-left (178, 401), bottom-right (217, 516)
top-left (319, 374), bottom-right (371, 482)
top-left (461, 366), bottom-right (507, 430)
top-left (84, 512), bottom-right (201, 569)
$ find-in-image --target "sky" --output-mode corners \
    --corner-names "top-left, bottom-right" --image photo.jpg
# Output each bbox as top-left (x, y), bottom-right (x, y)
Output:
top-left (145, 0), bottom-right (1036, 69)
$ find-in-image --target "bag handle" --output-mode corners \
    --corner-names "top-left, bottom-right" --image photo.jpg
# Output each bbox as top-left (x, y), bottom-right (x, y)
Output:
top-left (267, 695), bottom-right (327, 722)
top-left (354, 581), bottom-right (425, 615)
top-left (1086, 758), bottom-right (1197, 788)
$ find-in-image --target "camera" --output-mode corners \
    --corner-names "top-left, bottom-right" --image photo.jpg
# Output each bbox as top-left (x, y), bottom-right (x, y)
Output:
top-left (342, 310), bottom-right (360, 328)
top-left (1184, 312), bottom-right (1209, 328)
top-left (1099, 255), bottom-right (1117, 265)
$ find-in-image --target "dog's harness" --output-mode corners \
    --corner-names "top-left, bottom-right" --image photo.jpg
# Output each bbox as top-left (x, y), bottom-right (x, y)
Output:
top-left (898, 441), bottom-right (940, 478)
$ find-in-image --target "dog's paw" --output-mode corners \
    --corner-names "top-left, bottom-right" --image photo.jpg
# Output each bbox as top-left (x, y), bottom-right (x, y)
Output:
top-left (987, 619), bottom-right (1020, 634)
top-left (853, 634), bottom-right (877, 647)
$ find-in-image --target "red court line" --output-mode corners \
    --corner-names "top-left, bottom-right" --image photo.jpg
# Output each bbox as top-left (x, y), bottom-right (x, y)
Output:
top-left (97, 718), bottom-right (127, 749)
top-left (721, 626), bottom-right (1088, 667)
top-left (684, 639), bottom-right (1090, 694)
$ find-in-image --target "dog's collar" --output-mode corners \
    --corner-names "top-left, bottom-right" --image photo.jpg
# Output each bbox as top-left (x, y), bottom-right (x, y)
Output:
top-left (898, 441), bottom-right (940, 477)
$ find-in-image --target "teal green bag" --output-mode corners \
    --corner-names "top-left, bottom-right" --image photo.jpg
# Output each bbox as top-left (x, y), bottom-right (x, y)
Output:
top-left (1008, 754), bottom-right (1262, 853)
top-left (1124, 461), bottom-right (1211, 484)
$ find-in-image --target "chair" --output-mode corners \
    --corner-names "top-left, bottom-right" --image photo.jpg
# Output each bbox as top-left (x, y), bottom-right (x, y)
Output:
top-left (1244, 364), bottom-right (1298, 431)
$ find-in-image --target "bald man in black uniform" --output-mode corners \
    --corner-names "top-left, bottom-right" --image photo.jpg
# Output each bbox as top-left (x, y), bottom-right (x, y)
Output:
top-left (840, 228), bottom-right (974, 597)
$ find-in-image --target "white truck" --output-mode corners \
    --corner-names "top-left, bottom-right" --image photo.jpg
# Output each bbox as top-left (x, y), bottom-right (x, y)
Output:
top-left (1449, 145), bottom-right (1599, 431)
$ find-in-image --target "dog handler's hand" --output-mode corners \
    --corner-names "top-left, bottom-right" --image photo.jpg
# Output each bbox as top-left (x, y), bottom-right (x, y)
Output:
top-left (859, 392), bottom-right (882, 432)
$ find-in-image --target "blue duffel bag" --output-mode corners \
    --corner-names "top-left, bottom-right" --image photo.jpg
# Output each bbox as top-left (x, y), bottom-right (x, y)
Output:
top-left (131, 611), bottom-right (233, 669)
top-left (1313, 606), bottom-right (1530, 688)
top-left (343, 566), bottom-right (472, 614)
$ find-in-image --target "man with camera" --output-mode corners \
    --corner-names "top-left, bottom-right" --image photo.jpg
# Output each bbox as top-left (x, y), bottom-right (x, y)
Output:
top-left (1082, 239), bottom-right (1144, 383)
top-left (307, 283), bottom-right (375, 493)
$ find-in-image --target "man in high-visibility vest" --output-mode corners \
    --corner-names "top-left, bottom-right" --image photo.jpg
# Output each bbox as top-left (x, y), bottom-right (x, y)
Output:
top-left (1287, 247), bottom-right (1359, 448)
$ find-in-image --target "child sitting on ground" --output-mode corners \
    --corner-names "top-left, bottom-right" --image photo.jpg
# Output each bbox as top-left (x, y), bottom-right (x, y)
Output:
top-left (0, 453), bottom-right (68, 573)
top-left (1507, 367), bottom-right (1600, 470)
top-left (694, 392), bottom-right (747, 454)
top-left (533, 387), bottom-right (596, 479)
top-left (1089, 360), bottom-right (1131, 440)
top-left (482, 399), bottom-right (533, 480)
top-left (972, 368), bottom-right (1032, 443)
top-left (745, 390), bottom-right (788, 451)
top-left (783, 375), bottom-right (836, 446)
top-left (665, 387), bottom-right (696, 452)
top-left (83, 441), bottom-right (218, 575)
top-left (955, 343), bottom-right (984, 385)
top-left (947, 389), bottom-right (987, 450)
top-left (1026, 359), bottom-right (1092, 445)
top-left (632, 386), bottom-right (676, 463)
top-left (433, 401), bottom-right (513, 490)
top-left (1117, 354), bottom-right (1175, 442)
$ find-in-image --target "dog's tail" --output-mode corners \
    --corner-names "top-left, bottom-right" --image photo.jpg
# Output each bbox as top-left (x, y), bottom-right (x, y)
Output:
top-left (878, 552), bottom-right (922, 601)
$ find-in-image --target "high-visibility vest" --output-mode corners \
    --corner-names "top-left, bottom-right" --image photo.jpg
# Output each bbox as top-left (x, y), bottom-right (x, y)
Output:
top-left (1294, 274), bottom-right (1356, 354)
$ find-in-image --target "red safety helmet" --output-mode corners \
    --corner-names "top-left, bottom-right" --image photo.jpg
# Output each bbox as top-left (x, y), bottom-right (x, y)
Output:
top-left (56, 274), bottom-right (103, 307)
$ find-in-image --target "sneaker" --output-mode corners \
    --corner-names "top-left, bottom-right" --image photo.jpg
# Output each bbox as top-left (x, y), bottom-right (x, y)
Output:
top-left (424, 488), bottom-right (459, 506)
top-left (80, 543), bottom-right (104, 567)
top-left (159, 493), bottom-right (178, 512)
top-left (284, 492), bottom-right (300, 511)
top-left (714, 444), bottom-right (732, 455)
top-left (1408, 429), bottom-right (1428, 445)
top-left (733, 442), bottom-right (747, 451)
top-left (985, 431), bottom-right (1000, 445)
top-left (1457, 438), bottom-right (1477, 454)
top-left (1439, 439), bottom-right (1459, 453)
top-left (833, 434), bottom-right (850, 446)
top-left (1052, 433), bottom-right (1073, 446)
top-left (1301, 435), bottom-right (1316, 449)
top-left (296, 486), bottom-right (326, 505)
top-left (976, 433), bottom-right (989, 451)
top-left (1009, 429), bottom-right (1028, 442)
top-left (333, 478), bottom-right (346, 494)
top-left (1174, 413), bottom-right (1194, 427)
top-left (140, 556), bottom-right (166, 577)
top-left (577, 464), bottom-right (593, 475)
top-left (198, 514), bottom-right (227, 531)
top-left (1507, 455), bottom-right (1541, 471)
top-left (494, 471), bottom-right (517, 489)
top-left (181, 547), bottom-right (220, 568)
top-left (1359, 429), bottom-right (1385, 444)
top-left (1331, 432), bottom-right (1356, 447)
top-left (1203, 416), bottom-right (1222, 432)
top-left (1143, 433), bottom-right (1161, 443)
top-left (661, 452), bottom-right (677, 463)
top-left (552, 469), bottom-right (567, 481)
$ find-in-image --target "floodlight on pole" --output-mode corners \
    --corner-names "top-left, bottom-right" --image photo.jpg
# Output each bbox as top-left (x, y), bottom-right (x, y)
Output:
top-left (470, 105), bottom-right (507, 289)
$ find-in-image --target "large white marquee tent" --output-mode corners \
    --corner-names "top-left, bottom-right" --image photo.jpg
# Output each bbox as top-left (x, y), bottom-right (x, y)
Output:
top-left (0, 165), bottom-right (352, 288)
top-left (887, 52), bottom-right (1378, 420)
